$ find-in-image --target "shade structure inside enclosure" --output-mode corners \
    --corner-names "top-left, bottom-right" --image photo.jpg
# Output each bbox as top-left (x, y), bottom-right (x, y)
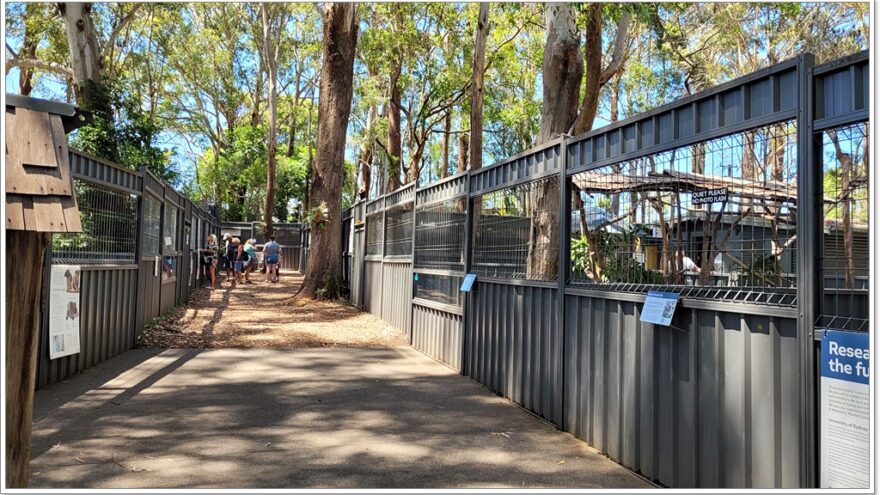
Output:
top-left (818, 122), bottom-right (869, 331)
top-left (569, 122), bottom-right (799, 305)
top-left (52, 180), bottom-right (138, 264)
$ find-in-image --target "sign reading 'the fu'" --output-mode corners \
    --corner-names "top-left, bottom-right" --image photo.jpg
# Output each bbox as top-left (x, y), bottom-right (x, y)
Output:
top-left (820, 329), bottom-right (870, 488)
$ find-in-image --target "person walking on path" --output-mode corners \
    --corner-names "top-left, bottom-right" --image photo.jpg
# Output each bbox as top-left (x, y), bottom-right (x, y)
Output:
top-left (263, 235), bottom-right (281, 283)
top-left (201, 234), bottom-right (219, 289)
top-left (243, 238), bottom-right (257, 284)
top-left (232, 237), bottom-right (246, 284)
top-left (223, 234), bottom-right (236, 284)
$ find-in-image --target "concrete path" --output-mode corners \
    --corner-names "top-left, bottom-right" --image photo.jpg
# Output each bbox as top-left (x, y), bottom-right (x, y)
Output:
top-left (30, 347), bottom-right (651, 489)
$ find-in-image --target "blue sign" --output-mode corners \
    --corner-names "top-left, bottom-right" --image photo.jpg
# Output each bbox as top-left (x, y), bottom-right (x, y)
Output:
top-left (821, 330), bottom-right (869, 385)
top-left (413, 273), bottom-right (419, 281)
top-left (639, 291), bottom-right (679, 326)
top-left (460, 273), bottom-right (477, 292)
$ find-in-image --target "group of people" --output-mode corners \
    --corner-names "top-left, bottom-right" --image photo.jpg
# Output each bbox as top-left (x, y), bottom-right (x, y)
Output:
top-left (200, 233), bottom-right (281, 289)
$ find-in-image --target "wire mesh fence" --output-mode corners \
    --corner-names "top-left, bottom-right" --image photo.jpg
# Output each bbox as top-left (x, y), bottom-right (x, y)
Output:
top-left (568, 122), bottom-right (799, 304)
top-left (384, 203), bottom-right (414, 256)
top-left (51, 180), bottom-right (138, 264)
top-left (414, 199), bottom-right (466, 272)
top-left (471, 175), bottom-right (560, 282)
top-left (817, 122), bottom-right (869, 331)
top-left (163, 204), bottom-right (179, 254)
top-left (142, 195), bottom-right (162, 256)
top-left (366, 213), bottom-right (384, 256)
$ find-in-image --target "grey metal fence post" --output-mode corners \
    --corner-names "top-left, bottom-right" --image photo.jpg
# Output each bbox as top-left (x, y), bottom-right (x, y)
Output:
top-left (557, 135), bottom-right (570, 429)
top-left (409, 180), bottom-right (419, 345)
top-left (134, 167), bottom-right (147, 344)
top-left (795, 52), bottom-right (818, 488)
top-left (460, 170), bottom-right (474, 375)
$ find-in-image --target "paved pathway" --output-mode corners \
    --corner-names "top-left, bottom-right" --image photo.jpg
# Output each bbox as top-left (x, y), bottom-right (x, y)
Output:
top-left (30, 347), bottom-right (652, 489)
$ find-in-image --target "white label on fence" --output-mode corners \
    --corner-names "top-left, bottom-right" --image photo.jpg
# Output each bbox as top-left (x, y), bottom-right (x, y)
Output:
top-left (820, 329), bottom-right (870, 488)
top-left (49, 265), bottom-right (82, 359)
top-left (165, 236), bottom-right (173, 246)
top-left (154, 256), bottom-right (159, 277)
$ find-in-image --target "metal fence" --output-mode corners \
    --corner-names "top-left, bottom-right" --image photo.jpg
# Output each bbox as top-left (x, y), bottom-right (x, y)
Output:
top-left (220, 221), bottom-right (304, 271)
top-left (346, 50), bottom-right (869, 489)
top-left (37, 150), bottom-right (221, 389)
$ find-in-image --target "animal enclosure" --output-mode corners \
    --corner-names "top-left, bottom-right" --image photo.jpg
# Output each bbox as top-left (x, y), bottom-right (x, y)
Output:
top-left (342, 51), bottom-right (870, 489)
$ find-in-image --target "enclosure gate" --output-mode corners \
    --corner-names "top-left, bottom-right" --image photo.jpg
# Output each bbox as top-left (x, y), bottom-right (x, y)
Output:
top-left (37, 150), bottom-right (220, 389)
top-left (350, 50), bottom-right (870, 489)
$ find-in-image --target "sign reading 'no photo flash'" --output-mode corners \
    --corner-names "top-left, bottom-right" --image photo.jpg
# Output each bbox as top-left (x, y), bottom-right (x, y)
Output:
top-left (692, 187), bottom-right (728, 205)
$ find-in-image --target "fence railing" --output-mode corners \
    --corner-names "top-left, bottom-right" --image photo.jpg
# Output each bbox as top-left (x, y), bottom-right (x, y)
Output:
top-left (37, 149), bottom-right (221, 389)
top-left (345, 50), bottom-right (870, 489)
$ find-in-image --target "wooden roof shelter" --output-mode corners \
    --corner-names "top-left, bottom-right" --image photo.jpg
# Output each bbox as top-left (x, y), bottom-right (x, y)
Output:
top-left (5, 94), bottom-right (90, 233)
top-left (572, 169), bottom-right (799, 204)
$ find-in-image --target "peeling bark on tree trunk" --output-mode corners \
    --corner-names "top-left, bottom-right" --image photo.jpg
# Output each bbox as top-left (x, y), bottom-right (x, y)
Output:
top-left (5, 231), bottom-right (49, 488)
top-left (297, 2), bottom-right (358, 300)
top-left (457, 133), bottom-right (469, 173)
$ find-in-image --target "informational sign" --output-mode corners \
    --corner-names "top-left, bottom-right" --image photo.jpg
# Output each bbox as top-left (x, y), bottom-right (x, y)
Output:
top-left (820, 329), bottom-right (870, 488)
top-left (222, 228), bottom-right (242, 238)
top-left (460, 273), bottom-right (477, 292)
top-left (49, 265), bottom-right (82, 359)
top-left (164, 236), bottom-right (173, 247)
top-left (639, 291), bottom-right (679, 326)
top-left (692, 187), bottom-right (728, 205)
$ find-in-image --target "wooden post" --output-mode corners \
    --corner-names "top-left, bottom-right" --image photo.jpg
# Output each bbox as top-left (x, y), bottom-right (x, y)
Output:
top-left (5, 231), bottom-right (49, 487)
top-left (4, 97), bottom-right (88, 488)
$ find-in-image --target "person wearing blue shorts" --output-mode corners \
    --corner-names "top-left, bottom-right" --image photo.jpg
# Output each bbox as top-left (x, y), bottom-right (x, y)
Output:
top-left (263, 235), bottom-right (281, 283)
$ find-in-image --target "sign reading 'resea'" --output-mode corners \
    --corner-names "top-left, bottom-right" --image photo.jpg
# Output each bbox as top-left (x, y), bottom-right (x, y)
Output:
top-left (820, 329), bottom-right (870, 488)
top-left (692, 187), bottom-right (728, 205)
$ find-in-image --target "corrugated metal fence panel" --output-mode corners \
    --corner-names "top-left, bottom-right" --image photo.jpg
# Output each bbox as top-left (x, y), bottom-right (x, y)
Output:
top-left (351, 225), bottom-right (365, 307)
top-left (37, 267), bottom-right (138, 388)
top-left (280, 246), bottom-right (301, 271)
top-left (411, 304), bottom-right (463, 371)
top-left (364, 259), bottom-right (383, 316)
top-left (137, 257), bottom-right (161, 335)
top-left (563, 293), bottom-right (800, 488)
top-left (381, 261), bottom-right (413, 335)
top-left (464, 281), bottom-right (562, 425)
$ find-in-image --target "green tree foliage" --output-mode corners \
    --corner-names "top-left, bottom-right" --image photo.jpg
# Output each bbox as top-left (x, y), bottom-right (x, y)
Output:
top-left (5, 1), bottom-right (870, 219)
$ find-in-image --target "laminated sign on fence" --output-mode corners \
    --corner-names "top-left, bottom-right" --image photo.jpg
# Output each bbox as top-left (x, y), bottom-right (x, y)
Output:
top-left (49, 265), bottom-right (82, 359)
top-left (820, 330), bottom-right (869, 488)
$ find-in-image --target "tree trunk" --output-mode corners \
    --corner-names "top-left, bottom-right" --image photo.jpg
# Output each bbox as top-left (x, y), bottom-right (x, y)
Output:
top-left (59, 2), bottom-right (118, 160)
top-left (469, 3), bottom-right (489, 171)
top-left (440, 112), bottom-right (451, 178)
top-left (358, 103), bottom-right (376, 199)
top-left (297, 2), bottom-right (358, 300)
top-left (387, 62), bottom-right (402, 192)
top-left (529, 4), bottom-right (582, 278)
top-left (5, 231), bottom-right (49, 488)
top-left (573, 4), bottom-right (602, 135)
top-left (261, 4), bottom-right (280, 237)
top-left (457, 132), bottom-right (469, 173)
top-left (18, 5), bottom-right (40, 96)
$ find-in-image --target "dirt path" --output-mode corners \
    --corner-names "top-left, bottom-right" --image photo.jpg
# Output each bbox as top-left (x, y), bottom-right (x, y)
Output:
top-left (138, 270), bottom-right (407, 349)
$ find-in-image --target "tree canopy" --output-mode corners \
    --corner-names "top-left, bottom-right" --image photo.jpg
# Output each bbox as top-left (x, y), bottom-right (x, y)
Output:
top-left (4, 2), bottom-right (869, 222)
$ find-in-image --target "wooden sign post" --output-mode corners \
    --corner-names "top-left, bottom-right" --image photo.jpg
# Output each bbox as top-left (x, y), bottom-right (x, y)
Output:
top-left (4, 95), bottom-right (88, 488)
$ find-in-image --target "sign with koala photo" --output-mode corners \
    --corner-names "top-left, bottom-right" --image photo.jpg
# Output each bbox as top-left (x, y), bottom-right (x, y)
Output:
top-left (49, 264), bottom-right (82, 359)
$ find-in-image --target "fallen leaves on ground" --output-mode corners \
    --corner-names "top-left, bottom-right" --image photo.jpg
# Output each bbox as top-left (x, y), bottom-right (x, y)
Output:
top-left (137, 271), bottom-right (407, 349)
